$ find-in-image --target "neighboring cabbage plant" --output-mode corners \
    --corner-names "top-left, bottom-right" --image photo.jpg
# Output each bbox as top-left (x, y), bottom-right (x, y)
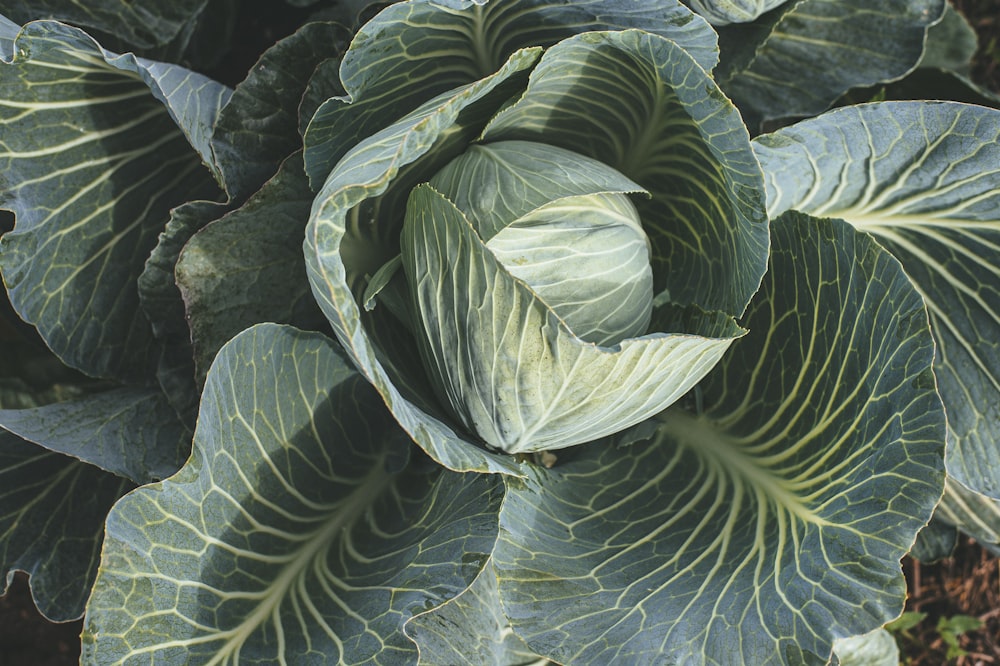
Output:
top-left (0, 0), bottom-right (997, 664)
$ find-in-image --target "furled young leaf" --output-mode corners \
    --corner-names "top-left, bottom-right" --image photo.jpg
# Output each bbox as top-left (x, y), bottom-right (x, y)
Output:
top-left (406, 563), bottom-right (549, 666)
top-left (83, 324), bottom-right (503, 664)
top-left (754, 101), bottom-right (1000, 500)
top-left (0, 386), bottom-right (189, 484)
top-left (495, 213), bottom-right (945, 665)
top-left (0, 0), bottom-right (209, 49)
top-left (176, 152), bottom-right (327, 387)
top-left (0, 431), bottom-right (131, 622)
top-left (428, 139), bottom-right (646, 243)
top-left (307, 18), bottom-right (772, 472)
top-left (481, 28), bottom-right (769, 315)
top-left (717, 0), bottom-right (944, 126)
top-left (0, 19), bottom-right (228, 383)
top-left (401, 184), bottom-right (742, 453)
top-left (306, 47), bottom-right (542, 475)
top-left (427, 139), bottom-right (654, 345)
top-left (302, 0), bottom-right (718, 186)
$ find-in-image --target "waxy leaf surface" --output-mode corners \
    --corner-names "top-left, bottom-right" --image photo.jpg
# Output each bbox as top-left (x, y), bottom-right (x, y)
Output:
top-left (935, 478), bottom-right (1000, 556)
top-left (482, 29), bottom-right (768, 315)
top-left (406, 563), bottom-right (547, 666)
top-left (303, 0), bottom-right (718, 186)
top-left (0, 387), bottom-right (189, 484)
top-left (137, 199), bottom-right (228, 421)
top-left (0, 19), bottom-right (227, 383)
top-left (754, 101), bottom-right (1000, 499)
top-left (686, 0), bottom-right (789, 25)
top-left (1, 0), bottom-right (208, 49)
top-left (83, 324), bottom-right (503, 664)
top-left (0, 432), bottom-right (130, 621)
top-left (177, 153), bottom-right (327, 388)
top-left (718, 0), bottom-right (944, 126)
top-left (495, 213), bottom-right (945, 665)
top-left (211, 21), bottom-right (351, 200)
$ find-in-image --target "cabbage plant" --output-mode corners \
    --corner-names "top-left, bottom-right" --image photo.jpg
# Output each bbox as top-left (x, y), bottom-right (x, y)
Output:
top-left (0, 0), bottom-right (996, 664)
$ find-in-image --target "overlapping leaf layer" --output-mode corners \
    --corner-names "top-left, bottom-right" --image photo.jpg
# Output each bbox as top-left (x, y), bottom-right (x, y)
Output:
top-left (0, 1), bottom-right (983, 663)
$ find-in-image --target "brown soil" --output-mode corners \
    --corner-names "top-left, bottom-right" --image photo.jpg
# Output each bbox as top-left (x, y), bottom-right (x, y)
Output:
top-left (901, 539), bottom-right (1000, 665)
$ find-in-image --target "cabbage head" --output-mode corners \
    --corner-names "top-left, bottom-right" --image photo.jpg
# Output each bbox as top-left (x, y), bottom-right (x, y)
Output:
top-left (304, 2), bottom-right (770, 466)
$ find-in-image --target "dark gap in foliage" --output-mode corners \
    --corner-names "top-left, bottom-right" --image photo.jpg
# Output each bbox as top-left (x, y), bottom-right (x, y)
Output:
top-left (0, 573), bottom-right (82, 665)
top-left (952, 0), bottom-right (1000, 91)
top-left (199, 0), bottom-right (316, 87)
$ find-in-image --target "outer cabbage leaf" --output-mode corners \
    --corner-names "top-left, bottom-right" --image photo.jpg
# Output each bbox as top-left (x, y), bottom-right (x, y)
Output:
top-left (0, 387), bottom-right (189, 484)
top-left (909, 518), bottom-right (957, 563)
top-left (0, 15), bottom-right (16, 58)
top-left (82, 324), bottom-right (503, 664)
top-left (754, 101), bottom-right (1000, 500)
top-left (836, 4), bottom-right (993, 111)
top-left (299, 55), bottom-right (347, 136)
top-left (176, 152), bottom-right (327, 387)
top-left (482, 29), bottom-right (769, 315)
top-left (406, 563), bottom-right (550, 666)
top-left (211, 20), bottom-right (351, 200)
top-left (0, 19), bottom-right (228, 383)
top-left (0, 0), bottom-right (209, 49)
top-left (717, 0), bottom-right (944, 127)
top-left (137, 21), bottom-right (349, 417)
top-left (935, 477), bottom-right (1000, 556)
top-left (302, 0), bottom-right (718, 186)
top-left (841, 68), bottom-right (1000, 111)
top-left (918, 1), bottom-right (977, 74)
top-left (0, 431), bottom-right (131, 622)
top-left (686, 0), bottom-right (789, 25)
top-left (0, 280), bottom-right (102, 409)
top-left (137, 200), bottom-right (228, 421)
top-left (495, 213), bottom-right (945, 665)
top-left (832, 629), bottom-right (899, 666)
